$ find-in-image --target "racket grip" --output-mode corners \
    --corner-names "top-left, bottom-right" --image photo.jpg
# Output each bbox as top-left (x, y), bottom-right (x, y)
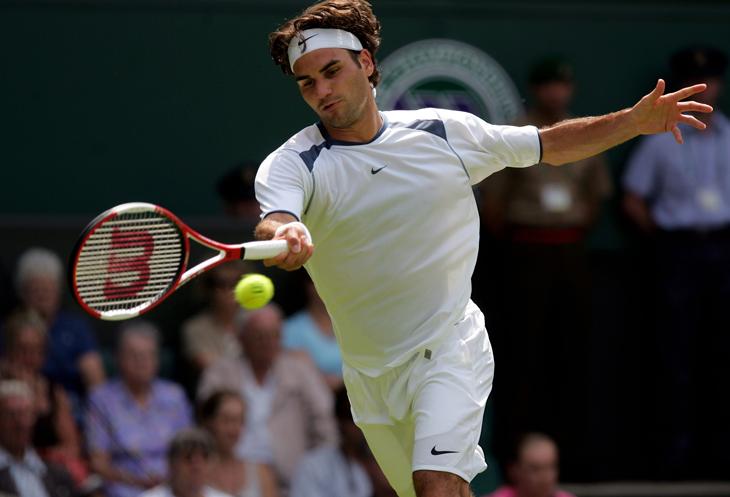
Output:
top-left (242, 240), bottom-right (290, 260)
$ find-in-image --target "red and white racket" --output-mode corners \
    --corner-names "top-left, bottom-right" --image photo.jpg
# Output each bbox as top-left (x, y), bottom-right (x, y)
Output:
top-left (69, 202), bottom-right (287, 321)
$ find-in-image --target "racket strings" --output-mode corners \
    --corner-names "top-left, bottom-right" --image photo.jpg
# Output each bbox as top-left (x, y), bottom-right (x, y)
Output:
top-left (75, 211), bottom-right (184, 314)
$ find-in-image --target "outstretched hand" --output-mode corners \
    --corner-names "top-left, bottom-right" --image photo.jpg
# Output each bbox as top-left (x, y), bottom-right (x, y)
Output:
top-left (631, 79), bottom-right (713, 144)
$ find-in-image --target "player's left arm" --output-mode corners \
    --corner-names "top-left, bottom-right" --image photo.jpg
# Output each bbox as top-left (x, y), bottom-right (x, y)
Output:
top-left (540, 79), bottom-right (713, 166)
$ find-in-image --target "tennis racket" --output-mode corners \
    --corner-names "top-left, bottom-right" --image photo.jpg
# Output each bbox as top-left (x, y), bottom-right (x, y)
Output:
top-left (69, 202), bottom-right (288, 321)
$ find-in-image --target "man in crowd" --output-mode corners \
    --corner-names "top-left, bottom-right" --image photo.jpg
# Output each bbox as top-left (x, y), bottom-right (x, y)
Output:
top-left (623, 46), bottom-right (730, 476)
top-left (480, 58), bottom-right (611, 474)
top-left (197, 305), bottom-right (336, 494)
top-left (85, 321), bottom-right (192, 497)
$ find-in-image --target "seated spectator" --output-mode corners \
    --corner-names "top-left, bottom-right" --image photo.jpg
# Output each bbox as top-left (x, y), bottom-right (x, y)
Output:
top-left (139, 428), bottom-right (230, 497)
top-left (290, 386), bottom-right (371, 497)
top-left (14, 247), bottom-right (105, 413)
top-left (0, 379), bottom-right (78, 497)
top-left (199, 390), bottom-right (279, 497)
top-left (197, 305), bottom-right (336, 494)
top-left (86, 321), bottom-right (192, 497)
top-left (0, 309), bottom-right (88, 485)
top-left (181, 264), bottom-right (246, 374)
top-left (484, 433), bottom-right (575, 497)
top-left (282, 273), bottom-right (342, 390)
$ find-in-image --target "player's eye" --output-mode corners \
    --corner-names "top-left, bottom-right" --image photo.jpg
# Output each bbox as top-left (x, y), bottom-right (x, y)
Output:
top-left (325, 67), bottom-right (339, 78)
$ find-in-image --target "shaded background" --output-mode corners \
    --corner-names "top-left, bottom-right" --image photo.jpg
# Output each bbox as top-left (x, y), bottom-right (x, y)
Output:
top-left (2, 0), bottom-right (730, 493)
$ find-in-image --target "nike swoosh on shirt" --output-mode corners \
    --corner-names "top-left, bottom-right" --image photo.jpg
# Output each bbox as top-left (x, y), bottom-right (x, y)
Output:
top-left (371, 165), bottom-right (388, 175)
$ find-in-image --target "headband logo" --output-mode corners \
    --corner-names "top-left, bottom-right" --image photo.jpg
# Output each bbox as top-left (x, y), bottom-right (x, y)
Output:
top-left (297, 33), bottom-right (319, 52)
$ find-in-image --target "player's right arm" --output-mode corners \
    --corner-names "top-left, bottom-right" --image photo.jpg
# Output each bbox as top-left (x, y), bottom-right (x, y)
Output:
top-left (254, 145), bottom-right (315, 270)
top-left (255, 213), bottom-right (313, 270)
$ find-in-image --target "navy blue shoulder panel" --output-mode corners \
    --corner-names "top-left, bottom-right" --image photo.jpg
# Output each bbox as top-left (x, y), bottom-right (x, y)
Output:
top-left (298, 141), bottom-right (330, 172)
top-left (395, 118), bottom-right (447, 141)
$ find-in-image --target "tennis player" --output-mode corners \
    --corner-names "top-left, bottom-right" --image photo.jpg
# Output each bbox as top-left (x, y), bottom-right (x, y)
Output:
top-left (253, 2), bottom-right (712, 496)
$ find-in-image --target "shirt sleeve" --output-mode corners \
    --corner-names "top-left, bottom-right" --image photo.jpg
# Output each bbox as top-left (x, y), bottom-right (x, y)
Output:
top-left (437, 109), bottom-right (541, 185)
top-left (622, 136), bottom-right (660, 198)
top-left (255, 149), bottom-right (313, 220)
top-left (84, 389), bottom-right (112, 453)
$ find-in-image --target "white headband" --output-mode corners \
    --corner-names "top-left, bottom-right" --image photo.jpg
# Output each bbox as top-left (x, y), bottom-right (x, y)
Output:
top-left (288, 28), bottom-right (363, 71)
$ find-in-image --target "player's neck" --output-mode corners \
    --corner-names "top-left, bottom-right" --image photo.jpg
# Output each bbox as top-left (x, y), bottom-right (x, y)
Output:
top-left (322, 101), bottom-right (382, 143)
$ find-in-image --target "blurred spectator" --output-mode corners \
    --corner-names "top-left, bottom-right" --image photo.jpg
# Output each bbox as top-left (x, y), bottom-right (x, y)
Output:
top-left (14, 247), bottom-right (105, 413)
top-left (217, 163), bottom-right (261, 223)
top-left (0, 379), bottom-right (78, 497)
top-left (480, 58), bottom-right (611, 473)
top-left (138, 428), bottom-right (230, 497)
top-left (484, 433), bottom-right (575, 497)
top-left (290, 386), bottom-right (371, 497)
top-left (85, 321), bottom-right (192, 497)
top-left (197, 304), bottom-right (336, 494)
top-left (282, 273), bottom-right (342, 390)
top-left (0, 309), bottom-right (88, 485)
top-left (181, 264), bottom-right (246, 374)
top-left (198, 390), bottom-right (279, 497)
top-left (622, 46), bottom-right (730, 476)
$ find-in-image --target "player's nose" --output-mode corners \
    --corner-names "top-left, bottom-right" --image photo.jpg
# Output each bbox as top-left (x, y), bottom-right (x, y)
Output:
top-left (315, 80), bottom-right (333, 100)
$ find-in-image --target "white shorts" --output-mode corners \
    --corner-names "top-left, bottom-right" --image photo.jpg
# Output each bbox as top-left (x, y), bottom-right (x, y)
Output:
top-left (343, 301), bottom-right (495, 497)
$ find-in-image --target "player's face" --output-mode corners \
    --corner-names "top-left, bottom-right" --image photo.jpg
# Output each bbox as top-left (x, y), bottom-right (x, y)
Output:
top-left (294, 47), bottom-right (375, 129)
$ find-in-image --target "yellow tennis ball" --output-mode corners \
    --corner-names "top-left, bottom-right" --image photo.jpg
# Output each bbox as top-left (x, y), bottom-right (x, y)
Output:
top-left (234, 274), bottom-right (274, 310)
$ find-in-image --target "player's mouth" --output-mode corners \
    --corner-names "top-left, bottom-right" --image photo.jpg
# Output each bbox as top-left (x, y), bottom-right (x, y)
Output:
top-left (321, 99), bottom-right (342, 112)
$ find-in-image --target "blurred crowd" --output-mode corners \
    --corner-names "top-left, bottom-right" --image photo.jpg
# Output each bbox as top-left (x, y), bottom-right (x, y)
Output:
top-left (0, 45), bottom-right (728, 497)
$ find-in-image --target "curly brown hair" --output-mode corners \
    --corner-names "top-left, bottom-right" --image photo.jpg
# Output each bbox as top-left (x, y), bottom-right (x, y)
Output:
top-left (269, 0), bottom-right (382, 87)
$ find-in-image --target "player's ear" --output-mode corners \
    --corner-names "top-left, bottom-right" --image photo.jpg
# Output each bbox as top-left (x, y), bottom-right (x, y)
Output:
top-left (359, 49), bottom-right (375, 78)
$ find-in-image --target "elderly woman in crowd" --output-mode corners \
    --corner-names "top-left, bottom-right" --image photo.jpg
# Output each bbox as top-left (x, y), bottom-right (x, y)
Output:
top-left (85, 320), bottom-right (192, 497)
top-left (0, 309), bottom-right (88, 485)
top-left (14, 247), bottom-right (105, 409)
top-left (198, 390), bottom-right (279, 497)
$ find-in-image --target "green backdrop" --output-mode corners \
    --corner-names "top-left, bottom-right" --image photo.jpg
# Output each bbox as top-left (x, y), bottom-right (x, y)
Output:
top-left (2, 0), bottom-right (729, 224)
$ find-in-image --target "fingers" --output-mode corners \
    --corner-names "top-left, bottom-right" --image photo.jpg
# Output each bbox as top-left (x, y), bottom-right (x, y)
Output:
top-left (285, 231), bottom-right (302, 254)
top-left (678, 113), bottom-right (707, 130)
top-left (671, 125), bottom-right (684, 145)
top-left (644, 79), bottom-right (666, 103)
top-left (263, 238), bottom-right (313, 270)
top-left (677, 101), bottom-right (713, 114)
top-left (668, 83), bottom-right (707, 101)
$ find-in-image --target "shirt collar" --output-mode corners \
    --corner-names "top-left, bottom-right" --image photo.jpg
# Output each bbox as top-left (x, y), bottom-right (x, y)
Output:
top-left (0, 446), bottom-right (47, 475)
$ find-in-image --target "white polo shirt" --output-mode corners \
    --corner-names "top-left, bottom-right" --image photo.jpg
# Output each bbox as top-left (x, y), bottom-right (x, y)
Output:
top-left (256, 108), bottom-right (540, 376)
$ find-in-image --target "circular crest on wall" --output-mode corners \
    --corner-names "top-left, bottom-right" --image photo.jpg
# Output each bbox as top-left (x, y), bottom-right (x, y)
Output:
top-left (377, 39), bottom-right (523, 124)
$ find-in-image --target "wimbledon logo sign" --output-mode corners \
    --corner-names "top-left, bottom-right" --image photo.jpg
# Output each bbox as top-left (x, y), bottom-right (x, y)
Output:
top-left (377, 39), bottom-right (523, 124)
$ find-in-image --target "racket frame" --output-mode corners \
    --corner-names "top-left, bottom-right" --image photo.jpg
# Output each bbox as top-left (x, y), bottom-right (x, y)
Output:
top-left (70, 202), bottom-right (285, 321)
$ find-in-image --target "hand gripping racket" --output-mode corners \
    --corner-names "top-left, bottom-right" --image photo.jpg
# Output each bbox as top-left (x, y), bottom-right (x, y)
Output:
top-left (69, 202), bottom-right (288, 321)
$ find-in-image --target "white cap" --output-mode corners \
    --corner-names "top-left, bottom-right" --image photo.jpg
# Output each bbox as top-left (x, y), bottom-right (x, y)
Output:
top-left (287, 28), bottom-right (363, 71)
